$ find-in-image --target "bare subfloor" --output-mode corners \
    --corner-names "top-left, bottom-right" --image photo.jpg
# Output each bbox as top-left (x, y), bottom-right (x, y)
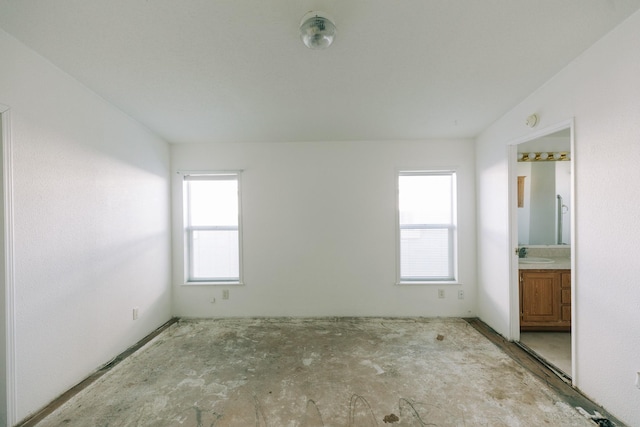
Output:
top-left (39, 318), bottom-right (594, 426)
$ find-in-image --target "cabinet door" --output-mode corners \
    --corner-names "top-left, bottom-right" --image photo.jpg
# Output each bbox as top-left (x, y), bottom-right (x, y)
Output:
top-left (520, 271), bottom-right (561, 323)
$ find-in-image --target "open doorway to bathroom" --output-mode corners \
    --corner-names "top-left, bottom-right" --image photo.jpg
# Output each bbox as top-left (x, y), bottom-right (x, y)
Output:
top-left (510, 122), bottom-right (575, 382)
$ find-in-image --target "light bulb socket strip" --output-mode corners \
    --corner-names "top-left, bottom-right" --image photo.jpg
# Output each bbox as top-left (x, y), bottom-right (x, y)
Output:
top-left (517, 152), bottom-right (570, 162)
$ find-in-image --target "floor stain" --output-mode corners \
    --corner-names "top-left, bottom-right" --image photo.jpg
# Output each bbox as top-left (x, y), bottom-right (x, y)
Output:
top-left (382, 413), bottom-right (399, 423)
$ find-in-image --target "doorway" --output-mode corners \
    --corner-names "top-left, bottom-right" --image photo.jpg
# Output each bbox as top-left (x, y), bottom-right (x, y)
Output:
top-left (509, 120), bottom-right (575, 382)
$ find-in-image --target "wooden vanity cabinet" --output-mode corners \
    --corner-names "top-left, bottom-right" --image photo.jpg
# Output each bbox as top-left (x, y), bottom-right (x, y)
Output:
top-left (520, 269), bottom-right (571, 331)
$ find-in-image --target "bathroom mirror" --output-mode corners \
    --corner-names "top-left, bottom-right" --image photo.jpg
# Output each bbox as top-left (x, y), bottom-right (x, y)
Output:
top-left (517, 129), bottom-right (571, 245)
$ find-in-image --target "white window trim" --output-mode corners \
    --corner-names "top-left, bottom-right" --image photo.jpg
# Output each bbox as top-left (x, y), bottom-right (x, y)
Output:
top-left (395, 170), bottom-right (459, 285)
top-left (181, 171), bottom-right (244, 286)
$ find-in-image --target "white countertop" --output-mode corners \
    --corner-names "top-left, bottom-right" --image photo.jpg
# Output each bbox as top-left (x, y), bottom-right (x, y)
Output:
top-left (518, 256), bottom-right (571, 270)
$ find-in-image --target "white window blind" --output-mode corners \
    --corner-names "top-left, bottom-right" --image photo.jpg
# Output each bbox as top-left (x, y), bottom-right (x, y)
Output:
top-left (398, 171), bottom-right (457, 282)
top-left (184, 173), bottom-right (241, 283)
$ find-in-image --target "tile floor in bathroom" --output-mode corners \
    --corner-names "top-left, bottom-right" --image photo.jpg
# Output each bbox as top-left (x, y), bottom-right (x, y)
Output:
top-left (520, 332), bottom-right (572, 376)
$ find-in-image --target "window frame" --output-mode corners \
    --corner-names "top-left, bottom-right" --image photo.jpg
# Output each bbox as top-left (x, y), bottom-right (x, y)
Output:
top-left (396, 170), bottom-right (458, 285)
top-left (182, 171), bottom-right (243, 285)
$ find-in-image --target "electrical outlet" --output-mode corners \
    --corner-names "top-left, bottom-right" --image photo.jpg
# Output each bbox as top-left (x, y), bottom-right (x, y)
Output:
top-left (438, 289), bottom-right (445, 299)
top-left (636, 372), bottom-right (640, 389)
top-left (458, 290), bottom-right (464, 299)
top-left (132, 307), bottom-right (139, 320)
top-left (222, 289), bottom-right (229, 300)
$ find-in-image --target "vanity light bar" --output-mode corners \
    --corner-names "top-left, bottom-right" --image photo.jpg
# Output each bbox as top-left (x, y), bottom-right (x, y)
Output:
top-left (517, 152), bottom-right (570, 162)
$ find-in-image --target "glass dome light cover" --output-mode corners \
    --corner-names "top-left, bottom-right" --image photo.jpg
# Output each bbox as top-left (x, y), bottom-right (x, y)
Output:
top-left (300, 12), bottom-right (336, 49)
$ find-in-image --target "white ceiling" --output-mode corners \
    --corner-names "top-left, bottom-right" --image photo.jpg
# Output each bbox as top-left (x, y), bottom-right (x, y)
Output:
top-left (1, 1), bottom-right (639, 144)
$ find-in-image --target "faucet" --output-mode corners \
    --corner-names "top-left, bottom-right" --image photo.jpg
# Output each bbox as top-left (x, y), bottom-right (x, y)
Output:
top-left (518, 247), bottom-right (528, 258)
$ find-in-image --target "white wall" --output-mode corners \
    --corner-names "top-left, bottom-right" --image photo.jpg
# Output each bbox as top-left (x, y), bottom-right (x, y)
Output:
top-left (0, 29), bottom-right (172, 424)
top-left (476, 10), bottom-right (640, 426)
top-left (172, 140), bottom-right (476, 318)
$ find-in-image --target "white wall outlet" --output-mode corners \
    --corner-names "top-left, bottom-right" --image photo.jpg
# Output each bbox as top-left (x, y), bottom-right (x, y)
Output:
top-left (458, 290), bottom-right (464, 299)
top-left (222, 289), bottom-right (229, 300)
top-left (438, 289), bottom-right (445, 299)
top-left (132, 307), bottom-right (139, 320)
top-left (636, 372), bottom-right (640, 389)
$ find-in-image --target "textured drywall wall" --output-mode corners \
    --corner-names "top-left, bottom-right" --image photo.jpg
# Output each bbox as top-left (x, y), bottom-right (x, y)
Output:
top-left (475, 9), bottom-right (640, 425)
top-left (172, 140), bottom-right (476, 318)
top-left (0, 29), bottom-right (172, 424)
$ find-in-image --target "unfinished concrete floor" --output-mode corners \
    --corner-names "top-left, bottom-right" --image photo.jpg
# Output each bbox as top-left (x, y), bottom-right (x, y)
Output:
top-left (38, 318), bottom-right (594, 426)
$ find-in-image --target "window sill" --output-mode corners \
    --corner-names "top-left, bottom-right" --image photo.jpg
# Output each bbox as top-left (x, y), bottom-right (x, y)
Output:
top-left (396, 281), bottom-right (461, 286)
top-left (183, 281), bottom-right (244, 286)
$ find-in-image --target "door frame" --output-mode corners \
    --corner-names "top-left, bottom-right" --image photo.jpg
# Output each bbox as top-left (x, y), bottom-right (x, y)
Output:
top-left (507, 118), bottom-right (576, 382)
top-left (1, 103), bottom-right (17, 426)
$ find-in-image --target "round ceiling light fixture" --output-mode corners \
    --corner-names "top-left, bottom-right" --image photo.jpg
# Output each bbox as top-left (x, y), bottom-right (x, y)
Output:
top-left (300, 12), bottom-right (336, 49)
top-left (525, 114), bottom-right (539, 128)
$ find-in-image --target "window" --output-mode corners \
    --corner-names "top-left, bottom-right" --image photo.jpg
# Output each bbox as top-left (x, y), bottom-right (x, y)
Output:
top-left (398, 171), bottom-right (457, 283)
top-left (183, 172), bottom-right (242, 283)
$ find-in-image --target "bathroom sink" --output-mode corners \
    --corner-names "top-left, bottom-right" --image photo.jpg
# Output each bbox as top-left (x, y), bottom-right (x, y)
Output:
top-left (519, 257), bottom-right (555, 264)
